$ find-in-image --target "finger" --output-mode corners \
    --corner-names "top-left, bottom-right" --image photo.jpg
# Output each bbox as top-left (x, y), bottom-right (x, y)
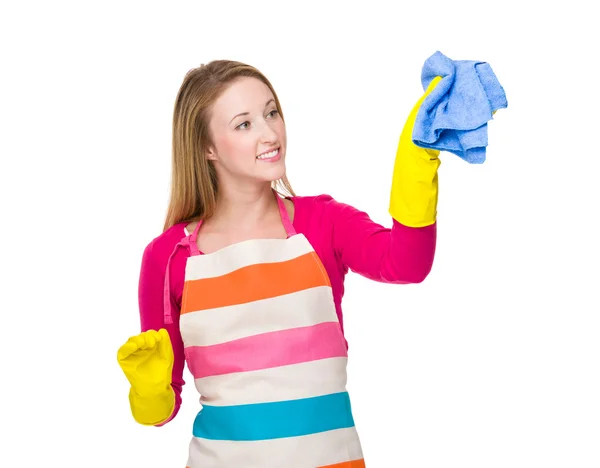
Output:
top-left (409, 75), bottom-right (443, 121)
top-left (158, 329), bottom-right (173, 360)
top-left (134, 330), bottom-right (161, 350)
top-left (126, 333), bottom-right (148, 350)
top-left (402, 75), bottom-right (444, 141)
top-left (424, 75), bottom-right (443, 96)
top-left (144, 331), bottom-right (158, 350)
top-left (158, 328), bottom-right (170, 343)
top-left (117, 339), bottom-right (140, 362)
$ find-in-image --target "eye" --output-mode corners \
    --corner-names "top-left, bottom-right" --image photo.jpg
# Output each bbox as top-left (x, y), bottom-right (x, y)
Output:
top-left (236, 110), bottom-right (278, 130)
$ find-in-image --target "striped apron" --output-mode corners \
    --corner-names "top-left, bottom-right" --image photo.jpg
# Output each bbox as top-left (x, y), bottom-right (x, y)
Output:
top-left (164, 191), bottom-right (365, 467)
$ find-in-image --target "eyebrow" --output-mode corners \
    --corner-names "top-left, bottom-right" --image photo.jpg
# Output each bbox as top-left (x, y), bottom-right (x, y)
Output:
top-left (230, 98), bottom-right (276, 124)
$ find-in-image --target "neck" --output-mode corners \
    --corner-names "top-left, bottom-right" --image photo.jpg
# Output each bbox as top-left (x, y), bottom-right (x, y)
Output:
top-left (212, 182), bottom-right (278, 228)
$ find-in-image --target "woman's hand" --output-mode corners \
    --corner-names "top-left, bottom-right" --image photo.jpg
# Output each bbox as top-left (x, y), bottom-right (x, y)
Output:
top-left (388, 75), bottom-right (443, 228)
top-left (117, 328), bottom-right (175, 425)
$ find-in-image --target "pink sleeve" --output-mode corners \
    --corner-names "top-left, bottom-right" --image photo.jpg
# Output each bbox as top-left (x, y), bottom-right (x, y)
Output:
top-left (138, 242), bottom-right (185, 426)
top-left (325, 197), bottom-right (437, 283)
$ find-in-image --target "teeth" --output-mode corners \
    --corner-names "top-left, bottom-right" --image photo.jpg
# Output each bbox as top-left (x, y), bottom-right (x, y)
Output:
top-left (257, 149), bottom-right (278, 159)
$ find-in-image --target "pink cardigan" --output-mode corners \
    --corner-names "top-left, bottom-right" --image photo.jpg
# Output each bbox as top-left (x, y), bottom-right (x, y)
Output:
top-left (137, 194), bottom-right (437, 424)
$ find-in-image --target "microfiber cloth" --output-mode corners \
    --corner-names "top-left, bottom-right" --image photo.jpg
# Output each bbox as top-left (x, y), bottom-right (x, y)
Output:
top-left (413, 51), bottom-right (507, 163)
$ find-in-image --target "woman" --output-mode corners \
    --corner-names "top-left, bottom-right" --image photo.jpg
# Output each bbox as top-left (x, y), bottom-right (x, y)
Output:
top-left (117, 60), bottom-right (441, 467)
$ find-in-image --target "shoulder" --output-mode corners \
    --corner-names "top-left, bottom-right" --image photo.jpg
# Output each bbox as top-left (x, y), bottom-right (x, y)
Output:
top-left (290, 193), bottom-right (360, 223)
top-left (289, 193), bottom-right (337, 214)
top-left (141, 221), bottom-right (188, 267)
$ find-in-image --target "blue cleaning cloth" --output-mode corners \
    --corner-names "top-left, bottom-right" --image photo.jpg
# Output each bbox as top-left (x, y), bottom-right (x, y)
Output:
top-left (413, 51), bottom-right (507, 164)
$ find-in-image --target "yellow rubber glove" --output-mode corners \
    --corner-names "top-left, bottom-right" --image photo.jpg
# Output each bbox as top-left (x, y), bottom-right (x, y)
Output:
top-left (117, 328), bottom-right (175, 426)
top-left (389, 75), bottom-right (443, 227)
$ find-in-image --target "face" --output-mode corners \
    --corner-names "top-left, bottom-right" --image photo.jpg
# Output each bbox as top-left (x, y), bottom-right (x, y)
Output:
top-left (205, 76), bottom-right (287, 186)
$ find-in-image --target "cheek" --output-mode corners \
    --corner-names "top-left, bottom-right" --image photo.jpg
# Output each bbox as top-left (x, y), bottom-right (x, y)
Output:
top-left (216, 135), bottom-right (254, 164)
top-left (276, 122), bottom-right (287, 145)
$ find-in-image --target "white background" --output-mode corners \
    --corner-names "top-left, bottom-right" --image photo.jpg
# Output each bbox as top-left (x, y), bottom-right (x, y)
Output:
top-left (2, 1), bottom-right (599, 467)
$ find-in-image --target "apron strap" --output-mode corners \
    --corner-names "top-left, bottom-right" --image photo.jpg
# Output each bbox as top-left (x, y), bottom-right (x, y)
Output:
top-left (163, 236), bottom-right (191, 325)
top-left (274, 189), bottom-right (296, 237)
top-left (188, 218), bottom-right (203, 256)
top-left (164, 218), bottom-right (201, 325)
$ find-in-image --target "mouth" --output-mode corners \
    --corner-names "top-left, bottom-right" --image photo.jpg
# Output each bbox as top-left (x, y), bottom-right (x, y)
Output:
top-left (256, 147), bottom-right (281, 160)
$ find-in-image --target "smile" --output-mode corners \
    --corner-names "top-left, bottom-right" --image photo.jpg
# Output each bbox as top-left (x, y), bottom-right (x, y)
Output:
top-left (256, 148), bottom-right (280, 160)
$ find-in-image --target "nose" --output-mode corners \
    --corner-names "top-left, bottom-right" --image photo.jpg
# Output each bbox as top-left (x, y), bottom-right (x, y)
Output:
top-left (259, 118), bottom-right (278, 143)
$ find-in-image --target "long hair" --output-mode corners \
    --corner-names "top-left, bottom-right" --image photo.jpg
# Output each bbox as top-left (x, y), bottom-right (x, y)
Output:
top-left (162, 60), bottom-right (295, 232)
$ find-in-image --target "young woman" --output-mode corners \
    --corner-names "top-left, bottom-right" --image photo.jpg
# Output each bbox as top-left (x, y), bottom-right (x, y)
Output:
top-left (117, 60), bottom-right (442, 467)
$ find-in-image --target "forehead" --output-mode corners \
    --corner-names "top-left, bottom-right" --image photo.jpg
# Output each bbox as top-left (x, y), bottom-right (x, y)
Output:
top-left (211, 77), bottom-right (274, 124)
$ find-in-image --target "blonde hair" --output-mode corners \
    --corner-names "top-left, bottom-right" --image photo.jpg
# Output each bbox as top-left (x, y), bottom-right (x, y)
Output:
top-left (162, 60), bottom-right (295, 232)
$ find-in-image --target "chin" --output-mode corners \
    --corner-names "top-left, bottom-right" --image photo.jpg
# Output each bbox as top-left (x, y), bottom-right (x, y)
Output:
top-left (260, 163), bottom-right (286, 183)
top-left (264, 173), bottom-right (286, 184)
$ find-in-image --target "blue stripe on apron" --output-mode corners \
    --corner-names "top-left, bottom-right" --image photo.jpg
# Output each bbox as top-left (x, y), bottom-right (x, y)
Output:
top-left (192, 391), bottom-right (355, 441)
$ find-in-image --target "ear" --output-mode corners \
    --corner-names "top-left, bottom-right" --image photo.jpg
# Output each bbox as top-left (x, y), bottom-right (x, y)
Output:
top-left (205, 146), bottom-right (218, 161)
